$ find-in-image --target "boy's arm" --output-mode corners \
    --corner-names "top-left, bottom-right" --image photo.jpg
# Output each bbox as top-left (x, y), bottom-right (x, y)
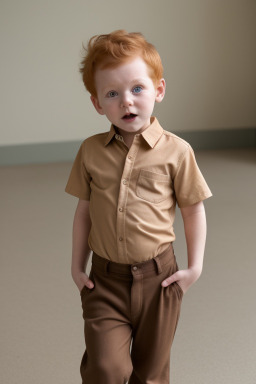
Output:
top-left (161, 201), bottom-right (207, 294)
top-left (71, 199), bottom-right (94, 292)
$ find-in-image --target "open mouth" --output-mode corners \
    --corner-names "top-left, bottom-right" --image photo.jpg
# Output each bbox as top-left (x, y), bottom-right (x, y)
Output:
top-left (122, 113), bottom-right (137, 120)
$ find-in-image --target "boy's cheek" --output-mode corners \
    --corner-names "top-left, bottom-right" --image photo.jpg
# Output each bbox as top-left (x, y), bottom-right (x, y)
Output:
top-left (90, 95), bottom-right (105, 115)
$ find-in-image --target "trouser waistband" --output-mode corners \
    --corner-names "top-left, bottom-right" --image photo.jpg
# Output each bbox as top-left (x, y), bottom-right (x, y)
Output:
top-left (91, 243), bottom-right (175, 276)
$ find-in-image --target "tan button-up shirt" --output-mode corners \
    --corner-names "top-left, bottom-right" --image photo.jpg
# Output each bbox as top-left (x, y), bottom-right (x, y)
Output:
top-left (65, 117), bottom-right (212, 264)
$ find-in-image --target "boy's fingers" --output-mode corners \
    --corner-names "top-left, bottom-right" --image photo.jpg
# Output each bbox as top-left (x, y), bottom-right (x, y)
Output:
top-left (76, 273), bottom-right (94, 292)
top-left (84, 278), bottom-right (94, 289)
top-left (161, 272), bottom-right (179, 287)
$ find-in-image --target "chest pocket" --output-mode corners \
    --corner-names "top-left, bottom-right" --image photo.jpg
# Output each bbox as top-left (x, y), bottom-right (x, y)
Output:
top-left (136, 169), bottom-right (171, 204)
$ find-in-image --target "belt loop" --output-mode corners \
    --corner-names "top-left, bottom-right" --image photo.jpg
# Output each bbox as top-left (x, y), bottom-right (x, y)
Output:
top-left (154, 256), bottom-right (162, 274)
top-left (104, 260), bottom-right (110, 275)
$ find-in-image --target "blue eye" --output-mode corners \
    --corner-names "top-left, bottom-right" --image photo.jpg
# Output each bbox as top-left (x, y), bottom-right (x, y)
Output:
top-left (107, 90), bottom-right (118, 98)
top-left (133, 86), bottom-right (143, 94)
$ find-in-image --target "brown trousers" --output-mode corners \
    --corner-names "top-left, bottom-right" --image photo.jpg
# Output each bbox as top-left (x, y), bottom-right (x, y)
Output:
top-left (79, 243), bottom-right (183, 384)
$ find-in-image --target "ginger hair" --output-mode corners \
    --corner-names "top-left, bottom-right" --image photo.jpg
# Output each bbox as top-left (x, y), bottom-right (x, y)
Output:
top-left (79, 30), bottom-right (163, 97)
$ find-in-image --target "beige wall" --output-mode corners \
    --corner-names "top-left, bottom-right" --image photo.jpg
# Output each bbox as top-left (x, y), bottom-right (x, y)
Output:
top-left (1, 0), bottom-right (256, 145)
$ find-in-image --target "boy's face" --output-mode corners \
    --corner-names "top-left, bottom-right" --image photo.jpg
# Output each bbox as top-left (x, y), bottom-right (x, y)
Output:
top-left (91, 56), bottom-right (165, 134)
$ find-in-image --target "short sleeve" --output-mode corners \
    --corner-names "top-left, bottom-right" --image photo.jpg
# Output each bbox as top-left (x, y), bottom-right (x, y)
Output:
top-left (65, 141), bottom-right (91, 200)
top-left (174, 145), bottom-right (212, 208)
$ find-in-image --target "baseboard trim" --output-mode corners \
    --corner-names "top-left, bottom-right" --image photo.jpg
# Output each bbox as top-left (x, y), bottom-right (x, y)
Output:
top-left (0, 127), bottom-right (255, 165)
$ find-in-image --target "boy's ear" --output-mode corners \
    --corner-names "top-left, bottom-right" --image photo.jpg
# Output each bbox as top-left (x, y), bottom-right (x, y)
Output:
top-left (90, 95), bottom-right (105, 115)
top-left (155, 78), bottom-right (166, 103)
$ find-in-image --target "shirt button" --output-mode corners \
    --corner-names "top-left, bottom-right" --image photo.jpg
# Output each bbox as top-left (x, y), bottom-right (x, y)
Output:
top-left (119, 237), bottom-right (123, 241)
top-left (119, 207), bottom-right (123, 212)
top-left (132, 266), bottom-right (138, 271)
top-left (128, 155), bottom-right (132, 159)
top-left (123, 179), bottom-right (127, 185)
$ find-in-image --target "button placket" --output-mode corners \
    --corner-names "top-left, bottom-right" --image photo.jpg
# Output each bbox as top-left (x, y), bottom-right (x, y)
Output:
top-left (116, 141), bottom-right (139, 262)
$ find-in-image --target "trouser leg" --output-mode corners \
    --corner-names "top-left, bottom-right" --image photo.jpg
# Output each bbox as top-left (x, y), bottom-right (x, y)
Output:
top-left (80, 268), bottom-right (133, 384)
top-left (128, 255), bottom-right (183, 384)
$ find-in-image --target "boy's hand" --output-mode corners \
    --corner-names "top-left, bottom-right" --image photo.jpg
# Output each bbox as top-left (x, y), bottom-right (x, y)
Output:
top-left (72, 271), bottom-right (94, 293)
top-left (161, 267), bottom-right (202, 294)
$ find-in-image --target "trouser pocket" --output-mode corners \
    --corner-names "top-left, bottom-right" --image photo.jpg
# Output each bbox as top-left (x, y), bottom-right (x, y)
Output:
top-left (166, 257), bottom-right (184, 300)
top-left (80, 269), bottom-right (95, 302)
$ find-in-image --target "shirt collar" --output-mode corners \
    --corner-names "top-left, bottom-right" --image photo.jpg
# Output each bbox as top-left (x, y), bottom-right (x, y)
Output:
top-left (104, 117), bottom-right (163, 148)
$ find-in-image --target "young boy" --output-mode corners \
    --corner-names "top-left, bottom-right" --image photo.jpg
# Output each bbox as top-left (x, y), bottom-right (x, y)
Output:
top-left (65, 30), bottom-right (212, 384)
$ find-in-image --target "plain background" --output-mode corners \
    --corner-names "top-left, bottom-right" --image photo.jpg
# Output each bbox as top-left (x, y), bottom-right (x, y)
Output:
top-left (1, 0), bottom-right (256, 146)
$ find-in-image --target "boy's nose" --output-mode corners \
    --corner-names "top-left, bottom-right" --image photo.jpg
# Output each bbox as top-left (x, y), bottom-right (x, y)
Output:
top-left (120, 93), bottom-right (133, 107)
